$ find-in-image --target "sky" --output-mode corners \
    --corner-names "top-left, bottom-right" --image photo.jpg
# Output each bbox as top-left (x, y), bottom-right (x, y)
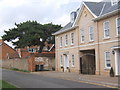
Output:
top-left (0, 0), bottom-right (102, 47)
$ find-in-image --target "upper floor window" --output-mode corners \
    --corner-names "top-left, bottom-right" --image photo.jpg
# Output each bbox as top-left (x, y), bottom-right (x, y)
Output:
top-left (65, 34), bottom-right (68, 46)
top-left (28, 48), bottom-right (36, 53)
top-left (89, 26), bottom-right (94, 41)
top-left (71, 55), bottom-right (75, 67)
top-left (111, 0), bottom-right (118, 6)
top-left (60, 37), bottom-right (62, 47)
top-left (116, 17), bottom-right (120, 36)
top-left (103, 21), bottom-right (110, 38)
top-left (105, 52), bottom-right (111, 69)
top-left (80, 29), bottom-right (85, 43)
top-left (71, 33), bottom-right (74, 45)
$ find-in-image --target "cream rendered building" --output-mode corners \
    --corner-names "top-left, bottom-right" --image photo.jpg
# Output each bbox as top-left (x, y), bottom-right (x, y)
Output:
top-left (53, 0), bottom-right (120, 76)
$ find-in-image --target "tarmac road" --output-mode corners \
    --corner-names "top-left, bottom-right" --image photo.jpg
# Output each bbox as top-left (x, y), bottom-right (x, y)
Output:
top-left (2, 69), bottom-right (113, 89)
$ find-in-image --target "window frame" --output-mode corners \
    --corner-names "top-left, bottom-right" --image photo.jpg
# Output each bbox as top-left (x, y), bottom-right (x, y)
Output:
top-left (70, 32), bottom-right (74, 45)
top-left (89, 26), bottom-right (94, 41)
top-left (116, 17), bottom-right (120, 36)
top-left (65, 34), bottom-right (68, 46)
top-left (104, 51), bottom-right (111, 69)
top-left (60, 55), bottom-right (63, 66)
top-left (80, 29), bottom-right (85, 43)
top-left (71, 55), bottom-right (75, 67)
top-left (60, 37), bottom-right (62, 47)
top-left (111, 0), bottom-right (118, 6)
top-left (103, 21), bottom-right (110, 39)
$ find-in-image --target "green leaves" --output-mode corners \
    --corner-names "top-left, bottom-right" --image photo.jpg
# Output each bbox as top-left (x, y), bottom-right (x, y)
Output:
top-left (2, 21), bottom-right (62, 49)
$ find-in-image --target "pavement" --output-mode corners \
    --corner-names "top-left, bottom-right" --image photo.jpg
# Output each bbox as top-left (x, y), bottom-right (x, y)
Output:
top-left (31, 71), bottom-right (119, 88)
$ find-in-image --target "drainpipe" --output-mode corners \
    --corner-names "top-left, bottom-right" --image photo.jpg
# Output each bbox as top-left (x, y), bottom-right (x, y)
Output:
top-left (97, 21), bottom-right (101, 75)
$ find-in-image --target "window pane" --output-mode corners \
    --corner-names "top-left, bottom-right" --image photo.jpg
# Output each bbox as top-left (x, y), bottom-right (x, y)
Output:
top-left (118, 27), bottom-right (120, 35)
top-left (118, 18), bottom-right (120, 26)
top-left (105, 52), bottom-right (111, 68)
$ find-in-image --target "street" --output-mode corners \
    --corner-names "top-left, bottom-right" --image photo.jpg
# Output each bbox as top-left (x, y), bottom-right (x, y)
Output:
top-left (2, 69), bottom-right (113, 88)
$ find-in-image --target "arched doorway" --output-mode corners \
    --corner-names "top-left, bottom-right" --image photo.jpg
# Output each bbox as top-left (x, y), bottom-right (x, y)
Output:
top-left (80, 53), bottom-right (96, 75)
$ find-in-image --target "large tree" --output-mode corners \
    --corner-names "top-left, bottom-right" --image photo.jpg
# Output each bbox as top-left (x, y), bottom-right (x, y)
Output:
top-left (2, 21), bottom-right (62, 52)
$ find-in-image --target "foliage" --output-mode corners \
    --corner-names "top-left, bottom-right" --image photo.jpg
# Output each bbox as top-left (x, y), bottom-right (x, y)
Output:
top-left (2, 21), bottom-right (62, 52)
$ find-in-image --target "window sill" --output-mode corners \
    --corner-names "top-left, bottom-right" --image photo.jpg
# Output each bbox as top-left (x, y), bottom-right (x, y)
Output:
top-left (104, 67), bottom-right (111, 70)
top-left (71, 44), bottom-right (74, 46)
top-left (103, 37), bottom-right (110, 40)
top-left (89, 40), bottom-right (94, 43)
top-left (72, 66), bottom-right (75, 68)
top-left (80, 42), bottom-right (85, 44)
top-left (115, 35), bottom-right (120, 38)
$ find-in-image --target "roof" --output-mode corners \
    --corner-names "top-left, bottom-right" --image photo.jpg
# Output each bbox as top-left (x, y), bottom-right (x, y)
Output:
top-left (53, 0), bottom-right (119, 35)
top-left (84, 1), bottom-right (119, 16)
top-left (53, 22), bottom-right (73, 35)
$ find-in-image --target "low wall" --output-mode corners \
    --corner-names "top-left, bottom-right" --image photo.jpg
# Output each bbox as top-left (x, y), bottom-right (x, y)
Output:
top-left (2, 58), bottom-right (28, 71)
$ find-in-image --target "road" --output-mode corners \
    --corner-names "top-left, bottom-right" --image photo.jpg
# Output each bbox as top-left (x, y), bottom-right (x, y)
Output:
top-left (2, 69), bottom-right (112, 88)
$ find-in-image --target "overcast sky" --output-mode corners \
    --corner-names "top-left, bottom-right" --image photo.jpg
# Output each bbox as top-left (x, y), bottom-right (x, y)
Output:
top-left (0, 0), bottom-right (102, 47)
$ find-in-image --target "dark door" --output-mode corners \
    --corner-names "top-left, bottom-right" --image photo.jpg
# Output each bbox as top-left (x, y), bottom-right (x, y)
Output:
top-left (80, 54), bottom-right (95, 75)
top-left (40, 65), bottom-right (44, 71)
top-left (35, 65), bottom-right (39, 71)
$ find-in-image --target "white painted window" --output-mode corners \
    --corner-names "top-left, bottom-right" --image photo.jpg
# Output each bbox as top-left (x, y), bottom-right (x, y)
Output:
top-left (71, 55), bottom-right (75, 67)
top-left (60, 55), bottom-right (62, 66)
top-left (111, 0), bottom-right (118, 6)
top-left (60, 37), bottom-right (62, 47)
top-left (71, 32), bottom-right (74, 45)
top-left (103, 21), bottom-right (110, 38)
top-left (80, 29), bottom-right (84, 43)
top-left (28, 48), bottom-right (36, 53)
top-left (105, 52), bottom-right (111, 68)
top-left (65, 34), bottom-right (68, 46)
top-left (116, 17), bottom-right (120, 36)
top-left (89, 26), bottom-right (94, 41)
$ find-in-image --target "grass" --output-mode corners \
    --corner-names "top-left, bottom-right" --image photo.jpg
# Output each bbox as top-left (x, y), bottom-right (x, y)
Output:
top-left (11, 68), bottom-right (30, 73)
top-left (0, 80), bottom-right (17, 89)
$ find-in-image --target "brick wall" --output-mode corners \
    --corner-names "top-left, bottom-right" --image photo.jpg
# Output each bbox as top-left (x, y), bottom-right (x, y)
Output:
top-left (2, 58), bottom-right (28, 71)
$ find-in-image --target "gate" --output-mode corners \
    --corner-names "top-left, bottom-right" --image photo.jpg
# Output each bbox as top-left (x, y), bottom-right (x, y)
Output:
top-left (80, 53), bottom-right (95, 75)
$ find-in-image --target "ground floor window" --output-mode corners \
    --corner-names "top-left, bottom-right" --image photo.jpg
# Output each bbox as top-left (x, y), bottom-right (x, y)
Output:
top-left (71, 55), bottom-right (75, 67)
top-left (60, 55), bottom-right (62, 66)
top-left (105, 52), bottom-right (111, 68)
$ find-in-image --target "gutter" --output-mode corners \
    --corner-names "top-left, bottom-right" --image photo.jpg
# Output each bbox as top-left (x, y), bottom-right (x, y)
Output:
top-left (92, 9), bottom-right (120, 21)
top-left (52, 25), bottom-right (79, 36)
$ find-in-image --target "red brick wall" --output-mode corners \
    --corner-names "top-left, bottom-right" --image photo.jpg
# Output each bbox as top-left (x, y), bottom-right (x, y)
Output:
top-left (0, 40), bottom-right (19, 60)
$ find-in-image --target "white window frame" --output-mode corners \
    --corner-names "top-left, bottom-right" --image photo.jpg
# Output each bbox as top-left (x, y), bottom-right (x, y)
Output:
top-left (111, 0), bottom-right (118, 6)
top-left (80, 29), bottom-right (85, 43)
top-left (103, 21), bottom-right (110, 39)
top-left (104, 52), bottom-right (111, 69)
top-left (71, 55), bottom-right (75, 67)
top-left (89, 26), bottom-right (94, 41)
top-left (70, 32), bottom-right (74, 45)
top-left (116, 17), bottom-right (120, 36)
top-left (60, 37), bottom-right (62, 47)
top-left (60, 55), bottom-right (63, 66)
top-left (65, 34), bottom-right (68, 46)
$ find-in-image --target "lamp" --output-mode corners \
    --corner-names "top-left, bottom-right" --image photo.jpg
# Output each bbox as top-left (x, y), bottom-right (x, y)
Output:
top-left (112, 50), bottom-right (115, 55)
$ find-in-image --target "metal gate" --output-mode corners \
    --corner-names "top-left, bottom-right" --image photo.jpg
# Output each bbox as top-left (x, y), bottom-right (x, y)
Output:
top-left (80, 53), bottom-right (95, 75)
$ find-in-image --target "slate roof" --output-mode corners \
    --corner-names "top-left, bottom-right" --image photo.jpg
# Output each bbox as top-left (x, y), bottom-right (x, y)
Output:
top-left (84, 1), bottom-right (119, 16)
top-left (53, 0), bottom-right (119, 35)
top-left (53, 22), bottom-right (73, 35)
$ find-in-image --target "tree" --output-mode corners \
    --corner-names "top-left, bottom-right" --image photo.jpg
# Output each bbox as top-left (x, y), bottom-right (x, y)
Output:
top-left (2, 21), bottom-right (62, 52)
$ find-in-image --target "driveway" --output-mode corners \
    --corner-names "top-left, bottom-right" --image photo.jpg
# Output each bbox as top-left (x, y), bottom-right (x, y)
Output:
top-left (2, 69), bottom-right (114, 89)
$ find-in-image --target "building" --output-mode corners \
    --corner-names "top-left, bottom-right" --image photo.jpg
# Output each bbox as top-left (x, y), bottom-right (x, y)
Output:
top-left (17, 41), bottom-right (55, 58)
top-left (0, 39), bottom-right (19, 60)
top-left (53, 0), bottom-right (120, 76)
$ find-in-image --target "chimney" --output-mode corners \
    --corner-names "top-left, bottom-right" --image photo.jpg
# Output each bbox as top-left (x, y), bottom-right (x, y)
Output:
top-left (70, 11), bottom-right (77, 23)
